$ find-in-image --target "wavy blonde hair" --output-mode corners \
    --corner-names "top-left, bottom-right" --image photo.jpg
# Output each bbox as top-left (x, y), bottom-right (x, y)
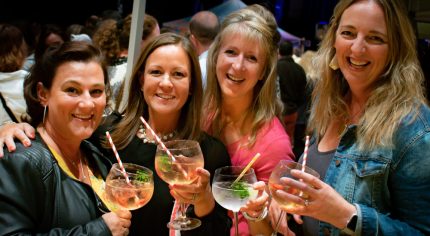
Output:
top-left (203, 4), bottom-right (283, 147)
top-left (308, 0), bottom-right (426, 150)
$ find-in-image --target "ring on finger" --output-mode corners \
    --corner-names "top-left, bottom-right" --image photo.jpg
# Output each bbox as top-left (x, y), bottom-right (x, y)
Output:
top-left (304, 199), bottom-right (310, 207)
top-left (192, 193), bottom-right (198, 201)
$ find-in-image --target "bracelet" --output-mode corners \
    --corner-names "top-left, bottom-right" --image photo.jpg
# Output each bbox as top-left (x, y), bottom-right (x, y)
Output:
top-left (242, 207), bottom-right (268, 222)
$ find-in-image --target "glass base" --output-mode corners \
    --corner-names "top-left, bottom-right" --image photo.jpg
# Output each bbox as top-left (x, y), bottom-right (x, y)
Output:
top-left (167, 217), bottom-right (201, 231)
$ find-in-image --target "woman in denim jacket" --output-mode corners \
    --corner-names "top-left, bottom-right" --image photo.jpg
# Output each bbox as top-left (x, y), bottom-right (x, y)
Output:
top-left (269, 0), bottom-right (430, 235)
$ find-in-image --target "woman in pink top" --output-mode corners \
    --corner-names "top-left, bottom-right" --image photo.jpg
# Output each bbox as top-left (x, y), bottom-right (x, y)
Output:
top-left (204, 4), bottom-right (294, 235)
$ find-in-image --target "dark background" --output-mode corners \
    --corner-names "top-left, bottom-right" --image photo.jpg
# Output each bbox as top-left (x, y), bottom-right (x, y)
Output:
top-left (0, 0), bottom-right (338, 49)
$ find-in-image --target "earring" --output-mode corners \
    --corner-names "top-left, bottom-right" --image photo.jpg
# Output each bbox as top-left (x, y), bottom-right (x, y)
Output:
top-left (329, 56), bottom-right (339, 70)
top-left (43, 105), bottom-right (47, 125)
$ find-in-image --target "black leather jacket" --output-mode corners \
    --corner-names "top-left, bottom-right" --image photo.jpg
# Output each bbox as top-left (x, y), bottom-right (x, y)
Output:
top-left (0, 133), bottom-right (113, 235)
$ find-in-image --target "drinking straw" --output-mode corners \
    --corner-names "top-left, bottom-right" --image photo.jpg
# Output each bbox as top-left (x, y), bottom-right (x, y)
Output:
top-left (105, 131), bottom-right (131, 184)
top-left (139, 116), bottom-right (177, 162)
top-left (301, 135), bottom-right (310, 172)
top-left (232, 153), bottom-right (261, 185)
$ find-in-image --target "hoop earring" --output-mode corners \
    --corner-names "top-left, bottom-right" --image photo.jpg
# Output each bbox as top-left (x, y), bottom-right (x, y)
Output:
top-left (329, 56), bottom-right (339, 70)
top-left (43, 105), bottom-right (47, 125)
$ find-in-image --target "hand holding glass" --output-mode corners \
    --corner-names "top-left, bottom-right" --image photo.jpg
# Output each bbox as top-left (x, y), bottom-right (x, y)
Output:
top-left (212, 166), bottom-right (258, 236)
top-left (269, 160), bottom-right (320, 235)
top-left (105, 163), bottom-right (154, 211)
top-left (155, 139), bottom-right (204, 230)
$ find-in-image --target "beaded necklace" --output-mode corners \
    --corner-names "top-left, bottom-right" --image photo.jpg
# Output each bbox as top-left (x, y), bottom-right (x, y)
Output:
top-left (136, 124), bottom-right (176, 143)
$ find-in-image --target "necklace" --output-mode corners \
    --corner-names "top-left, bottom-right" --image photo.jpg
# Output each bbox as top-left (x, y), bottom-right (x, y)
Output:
top-left (69, 155), bottom-right (87, 181)
top-left (136, 124), bottom-right (176, 143)
top-left (338, 107), bottom-right (364, 136)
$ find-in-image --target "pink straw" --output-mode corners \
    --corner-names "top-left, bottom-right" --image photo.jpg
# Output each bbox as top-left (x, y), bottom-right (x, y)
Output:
top-left (139, 117), bottom-right (177, 162)
top-left (105, 131), bottom-right (131, 184)
top-left (301, 135), bottom-right (310, 172)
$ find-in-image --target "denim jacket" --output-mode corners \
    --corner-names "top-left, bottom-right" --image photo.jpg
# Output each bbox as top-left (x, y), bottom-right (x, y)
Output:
top-left (318, 103), bottom-right (430, 236)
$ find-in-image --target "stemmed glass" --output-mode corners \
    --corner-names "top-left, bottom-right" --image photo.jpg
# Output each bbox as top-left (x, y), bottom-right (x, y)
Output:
top-left (105, 163), bottom-right (154, 211)
top-left (155, 139), bottom-right (204, 230)
top-left (268, 160), bottom-right (320, 236)
top-left (212, 166), bottom-right (258, 236)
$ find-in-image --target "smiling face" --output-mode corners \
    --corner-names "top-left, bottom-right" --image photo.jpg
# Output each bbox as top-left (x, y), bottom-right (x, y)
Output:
top-left (41, 61), bottom-right (106, 143)
top-left (334, 0), bottom-right (389, 91)
top-left (216, 33), bottom-right (265, 102)
top-left (141, 44), bottom-right (191, 120)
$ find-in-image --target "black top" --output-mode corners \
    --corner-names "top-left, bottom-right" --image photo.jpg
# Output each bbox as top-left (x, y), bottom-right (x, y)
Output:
top-left (91, 113), bottom-right (232, 236)
top-left (0, 133), bottom-right (112, 235)
top-left (277, 56), bottom-right (307, 115)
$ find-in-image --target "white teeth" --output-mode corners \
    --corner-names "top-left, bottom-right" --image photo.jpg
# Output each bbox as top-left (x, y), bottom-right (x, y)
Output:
top-left (350, 58), bottom-right (368, 66)
top-left (157, 94), bottom-right (174, 99)
top-left (227, 74), bottom-right (244, 82)
top-left (74, 114), bottom-right (92, 119)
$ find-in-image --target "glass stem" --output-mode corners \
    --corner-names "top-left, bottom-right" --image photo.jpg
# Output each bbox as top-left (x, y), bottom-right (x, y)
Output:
top-left (272, 210), bottom-right (286, 236)
top-left (233, 211), bottom-right (239, 236)
top-left (178, 202), bottom-right (189, 221)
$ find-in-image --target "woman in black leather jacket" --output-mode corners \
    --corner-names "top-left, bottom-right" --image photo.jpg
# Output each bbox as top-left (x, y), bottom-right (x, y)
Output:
top-left (0, 41), bottom-right (131, 235)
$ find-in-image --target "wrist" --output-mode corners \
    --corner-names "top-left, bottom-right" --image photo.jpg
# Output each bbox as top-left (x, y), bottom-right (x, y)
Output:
top-left (341, 205), bottom-right (358, 235)
top-left (193, 194), bottom-right (215, 217)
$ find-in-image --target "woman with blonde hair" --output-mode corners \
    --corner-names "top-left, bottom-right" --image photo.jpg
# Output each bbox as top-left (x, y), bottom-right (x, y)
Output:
top-left (272, 0), bottom-right (430, 235)
top-left (204, 4), bottom-right (294, 235)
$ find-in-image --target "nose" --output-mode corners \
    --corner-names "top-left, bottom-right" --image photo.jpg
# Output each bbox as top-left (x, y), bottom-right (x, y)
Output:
top-left (78, 92), bottom-right (95, 108)
top-left (232, 55), bottom-right (245, 71)
top-left (160, 73), bottom-right (173, 89)
top-left (350, 37), bottom-right (366, 54)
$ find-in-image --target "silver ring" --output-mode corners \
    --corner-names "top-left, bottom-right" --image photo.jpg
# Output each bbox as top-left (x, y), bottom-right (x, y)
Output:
top-left (304, 199), bottom-right (309, 207)
top-left (192, 193), bottom-right (197, 201)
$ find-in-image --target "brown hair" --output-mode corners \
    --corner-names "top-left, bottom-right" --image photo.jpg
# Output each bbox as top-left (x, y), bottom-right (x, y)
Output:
top-left (0, 24), bottom-right (27, 72)
top-left (106, 32), bottom-right (203, 150)
top-left (24, 41), bottom-right (109, 127)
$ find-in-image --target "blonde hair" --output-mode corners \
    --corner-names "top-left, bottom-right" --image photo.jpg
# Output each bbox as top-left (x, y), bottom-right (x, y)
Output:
top-left (204, 4), bottom-right (283, 146)
top-left (308, 0), bottom-right (426, 150)
top-left (105, 33), bottom-right (203, 150)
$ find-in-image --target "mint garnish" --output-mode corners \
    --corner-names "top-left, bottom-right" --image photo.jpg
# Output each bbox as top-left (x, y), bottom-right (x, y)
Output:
top-left (159, 154), bottom-right (172, 172)
top-left (231, 181), bottom-right (250, 199)
top-left (136, 170), bottom-right (150, 182)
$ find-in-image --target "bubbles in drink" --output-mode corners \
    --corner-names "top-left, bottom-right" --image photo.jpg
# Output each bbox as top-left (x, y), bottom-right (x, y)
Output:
top-left (212, 181), bottom-right (258, 212)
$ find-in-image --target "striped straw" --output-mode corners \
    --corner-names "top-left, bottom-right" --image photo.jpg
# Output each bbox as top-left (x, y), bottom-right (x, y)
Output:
top-left (105, 131), bottom-right (130, 184)
top-left (139, 116), bottom-right (177, 162)
top-left (301, 135), bottom-right (310, 172)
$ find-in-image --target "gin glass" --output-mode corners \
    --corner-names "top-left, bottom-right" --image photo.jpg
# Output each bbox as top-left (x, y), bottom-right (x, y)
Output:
top-left (155, 139), bottom-right (204, 230)
top-left (268, 160), bottom-right (320, 235)
top-left (212, 166), bottom-right (258, 236)
top-left (105, 163), bottom-right (154, 211)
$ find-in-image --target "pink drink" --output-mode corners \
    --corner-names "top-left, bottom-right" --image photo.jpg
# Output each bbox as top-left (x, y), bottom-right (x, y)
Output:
top-left (105, 179), bottom-right (154, 210)
top-left (155, 154), bottom-right (204, 185)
